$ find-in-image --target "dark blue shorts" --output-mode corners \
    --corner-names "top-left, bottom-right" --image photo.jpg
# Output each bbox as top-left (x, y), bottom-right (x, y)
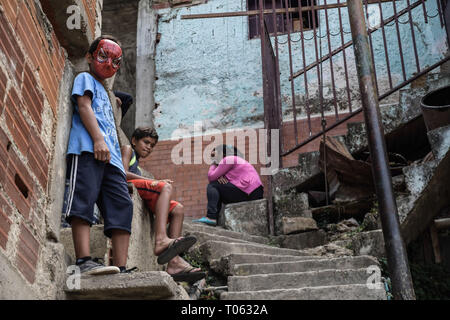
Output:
top-left (63, 152), bottom-right (133, 238)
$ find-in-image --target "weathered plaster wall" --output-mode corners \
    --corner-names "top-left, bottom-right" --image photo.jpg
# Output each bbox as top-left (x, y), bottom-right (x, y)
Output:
top-left (153, 0), bottom-right (446, 140)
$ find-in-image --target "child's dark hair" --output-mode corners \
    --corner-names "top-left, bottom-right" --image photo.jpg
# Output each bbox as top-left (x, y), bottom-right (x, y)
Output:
top-left (88, 35), bottom-right (121, 54)
top-left (132, 127), bottom-right (159, 143)
top-left (222, 145), bottom-right (239, 157)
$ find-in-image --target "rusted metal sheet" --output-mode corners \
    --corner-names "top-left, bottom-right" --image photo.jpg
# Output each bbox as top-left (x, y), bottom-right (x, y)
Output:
top-left (319, 136), bottom-right (373, 186)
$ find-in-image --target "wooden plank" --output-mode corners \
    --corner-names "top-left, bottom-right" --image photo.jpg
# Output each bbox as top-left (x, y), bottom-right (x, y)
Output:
top-left (434, 218), bottom-right (450, 230)
top-left (430, 224), bottom-right (442, 263)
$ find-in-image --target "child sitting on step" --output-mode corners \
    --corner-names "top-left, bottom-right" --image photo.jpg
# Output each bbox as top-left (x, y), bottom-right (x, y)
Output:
top-left (121, 127), bottom-right (205, 282)
top-left (193, 144), bottom-right (264, 226)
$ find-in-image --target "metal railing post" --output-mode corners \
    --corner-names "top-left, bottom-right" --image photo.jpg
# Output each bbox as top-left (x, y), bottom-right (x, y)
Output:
top-left (347, 0), bottom-right (416, 300)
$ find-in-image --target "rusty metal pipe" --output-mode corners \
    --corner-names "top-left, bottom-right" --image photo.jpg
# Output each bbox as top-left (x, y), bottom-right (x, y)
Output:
top-left (347, 0), bottom-right (416, 300)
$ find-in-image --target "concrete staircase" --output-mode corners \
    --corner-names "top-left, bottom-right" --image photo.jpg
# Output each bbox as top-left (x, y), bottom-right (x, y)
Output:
top-left (179, 72), bottom-right (450, 300)
top-left (183, 219), bottom-right (387, 300)
top-left (272, 71), bottom-right (450, 255)
top-left (60, 185), bottom-right (190, 300)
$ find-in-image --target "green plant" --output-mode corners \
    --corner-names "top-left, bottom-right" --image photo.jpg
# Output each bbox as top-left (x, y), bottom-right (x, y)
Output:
top-left (378, 257), bottom-right (450, 300)
top-left (267, 236), bottom-right (280, 247)
top-left (409, 263), bottom-right (450, 300)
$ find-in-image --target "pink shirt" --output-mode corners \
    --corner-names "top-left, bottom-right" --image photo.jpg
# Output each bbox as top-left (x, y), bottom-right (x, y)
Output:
top-left (208, 156), bottom-right (263, 195)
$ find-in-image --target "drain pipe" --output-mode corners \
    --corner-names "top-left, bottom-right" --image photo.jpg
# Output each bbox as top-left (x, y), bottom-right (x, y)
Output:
top-left (347, 0), bottom-right (415, 300)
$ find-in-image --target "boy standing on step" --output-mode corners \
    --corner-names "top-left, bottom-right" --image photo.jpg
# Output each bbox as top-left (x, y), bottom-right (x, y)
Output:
top-left (63, 36), bottom-right (133, 275)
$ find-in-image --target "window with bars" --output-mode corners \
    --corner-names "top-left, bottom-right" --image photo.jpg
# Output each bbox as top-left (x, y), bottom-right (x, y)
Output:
top-left (248, 0), bottom-right (318, 39)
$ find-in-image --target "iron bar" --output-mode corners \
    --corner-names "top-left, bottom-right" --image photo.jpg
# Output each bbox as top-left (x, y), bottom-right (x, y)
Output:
top-left (443, 0), bottom-right (450, 45)
top-left (181, 0), bottom-right (402, 19)
top-left (437, 0), bottom-right (444, 27)
top-left (289, 0), bottom-right (425, 81)
top-left (271, 0), bottom-right (284, 157)
top-left (259, 0), bottom-right (276, 236)
top-left (365, 0), bottom-right (379, 95)
top-left (421, 0), bottom-right (429, 23)
top-left (280, 54), bottom-right (450, 157)
top-left (337, 0), bottom-right (353, 112)
top-left (392, 0), bottom-right (408, 81)
top-left (284, 0), bottom-right (300, 145)
top-left (324, 0), bottom-right (340, 120)
top-left (297, 0), bottom-right (313, 135)
top-left (309, 0), bottom-right (325, 124)
top-left (347, 0), bottom-right (415, 300)
top-left (378, 0), bottom-right (394, 90)
top-left (406, 0), bottom-right (421, 73)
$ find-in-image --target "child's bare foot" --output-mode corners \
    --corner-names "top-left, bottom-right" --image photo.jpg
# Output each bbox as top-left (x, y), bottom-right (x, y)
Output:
top-left (154, 236), bottom-right (197, 265)
top-left (166, 256), bottom-right (201, 275)
top-left (154, 237), bottom-right (177, 257)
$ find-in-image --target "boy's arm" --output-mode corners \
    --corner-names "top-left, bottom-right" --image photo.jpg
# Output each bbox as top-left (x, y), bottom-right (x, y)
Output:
top-left (121, 145), bottom-right (145, 181)
top-left (77, 95), bottom-right (110, 163)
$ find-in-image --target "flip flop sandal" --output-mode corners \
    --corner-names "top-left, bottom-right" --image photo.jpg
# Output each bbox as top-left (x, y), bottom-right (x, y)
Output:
top-left (170, 267), bottom-right (206, 283)
top-left (192, 217), bottom-right (217, 226)
top-left (157, 236), bottom-right (197, 265)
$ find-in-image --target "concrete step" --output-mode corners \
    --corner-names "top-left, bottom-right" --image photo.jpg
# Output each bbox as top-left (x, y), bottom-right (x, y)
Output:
top-left (183, 220), bottom-right (270, 245)
top-left (230, 255), bottom-right (379, 276)
top-left (210, 253), bottom-right (327, 275)
top-left (185, 231), bottom-right (268, 248)
top-left (221, 284), bottom-right (387, 300)
top-left (228, 268), bottom-right (370, 291)
top-left (199, 241), bottom-right (311, 262)
top-left (65, 271), bottom-right (188, 300)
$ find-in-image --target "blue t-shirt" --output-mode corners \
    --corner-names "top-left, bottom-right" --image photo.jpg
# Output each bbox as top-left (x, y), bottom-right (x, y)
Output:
top-left (67, 72), bottom-right (125, 173)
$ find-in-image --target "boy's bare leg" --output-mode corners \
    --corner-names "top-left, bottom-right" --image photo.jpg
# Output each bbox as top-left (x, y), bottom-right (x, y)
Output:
top-left (154, 184), bottom-right (175, 256)
top-left (168, 204), bottom-right (184, 239)
top-left (71, 217), bottom-right (91, 259)
top-left (166, 204), bottom-right (201, 275)
top-left (111, 229), bottom-right (130, 267)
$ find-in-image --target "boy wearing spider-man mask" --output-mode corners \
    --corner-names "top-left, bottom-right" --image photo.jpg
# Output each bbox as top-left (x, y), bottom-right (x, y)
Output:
top-left (63, 36), bottom-right (133, 275)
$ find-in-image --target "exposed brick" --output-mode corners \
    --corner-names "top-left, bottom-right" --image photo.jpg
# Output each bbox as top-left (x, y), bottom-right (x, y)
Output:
top-left (27, 148), bottom-right (48, 189)
top-left (0, 67), bottom-right (7, 113)
top-left (0, 208), bottom-right (12, 250)
top-left (16, 223), bottom-right (39, 284)
top-left (0, 14), bottom-right (24, 83)
top-left (2, 0), bottom-right (18, 24)
top-left (3, 175), bottom-right (30, 219)
top-left (8, 147), bottom-right (34, 193)
top-left (4, 148), bottom-right (33, 219)
top-left (22, 64), bottom-right (43, 127)
top-left (4, 88), bottom-right (30, 156)
top-left (28, 126), bottom-right (49, 186)
top-left (0, 192), bottom-right (12, 217)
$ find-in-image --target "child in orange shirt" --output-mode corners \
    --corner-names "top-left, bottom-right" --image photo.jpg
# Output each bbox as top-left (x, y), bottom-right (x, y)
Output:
top-left (121, 127), bottom-right (205, 282)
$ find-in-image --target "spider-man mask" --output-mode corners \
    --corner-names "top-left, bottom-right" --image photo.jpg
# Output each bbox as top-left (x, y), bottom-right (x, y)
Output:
top-left (91, 39), bottom-right (122, 80)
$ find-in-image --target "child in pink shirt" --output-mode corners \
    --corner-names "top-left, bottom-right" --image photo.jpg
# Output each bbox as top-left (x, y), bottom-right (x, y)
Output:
top-left (193, 145), bottom-right (264, 226)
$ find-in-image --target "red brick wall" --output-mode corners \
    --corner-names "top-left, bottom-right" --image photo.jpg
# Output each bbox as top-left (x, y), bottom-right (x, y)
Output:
top-left (81, 0), bottom-right (98, 37)
top-left (0, 0), bottom-right (68, 285)
top-left (140, 113), bottom-right (365, 219)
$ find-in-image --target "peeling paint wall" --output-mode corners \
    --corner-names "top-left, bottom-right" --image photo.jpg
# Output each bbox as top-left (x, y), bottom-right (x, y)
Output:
top-left (154, 0), bottom-right (447, 140)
